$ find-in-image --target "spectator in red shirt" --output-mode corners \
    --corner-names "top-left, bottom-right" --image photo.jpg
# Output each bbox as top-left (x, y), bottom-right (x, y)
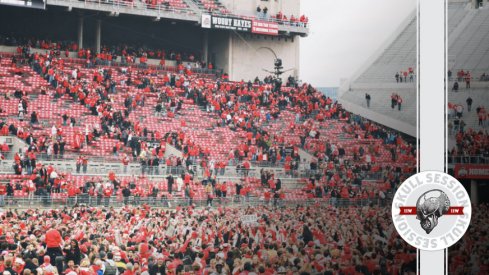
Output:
top-left (45, 226), bottom-right (63, 264)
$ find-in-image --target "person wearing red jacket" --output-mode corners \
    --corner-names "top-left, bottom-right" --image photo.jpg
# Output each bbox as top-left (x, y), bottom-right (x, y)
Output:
top-left (67, 182), bottom-right (79, 206)
top-left (45, 226), bottom-right (63, 264)
top-left (103, 184), bottom-right (113, 207)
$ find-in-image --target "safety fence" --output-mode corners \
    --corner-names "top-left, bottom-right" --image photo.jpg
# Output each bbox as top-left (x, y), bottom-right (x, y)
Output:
top-left (0, 195), bottom-right (390, 209)
top-left (448, 155), bottom-right (489, 164)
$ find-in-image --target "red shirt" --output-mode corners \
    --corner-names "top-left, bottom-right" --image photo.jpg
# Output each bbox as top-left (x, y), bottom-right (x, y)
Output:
top-left (67, 186), bottom-right (78, 197)
top-left (109, 172), bottom-right (116, 182)
top-left (1, 144), bottom-right (9, 152)
top-left (103, 187), bottom-right (112, 197)
top-left (0, 185), bottom-right (6, 195)
top-left (45, 229), bottom-right (62, 248)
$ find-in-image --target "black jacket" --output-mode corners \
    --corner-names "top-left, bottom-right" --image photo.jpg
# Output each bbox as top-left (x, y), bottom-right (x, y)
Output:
top-left (148, 263), bottom-right (166, 275)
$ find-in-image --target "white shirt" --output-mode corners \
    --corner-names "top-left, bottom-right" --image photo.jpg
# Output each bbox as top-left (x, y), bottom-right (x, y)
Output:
top-left (176, 178), bottom-right (184, 191)
top-left (50, 171), bottom-right (58, 179)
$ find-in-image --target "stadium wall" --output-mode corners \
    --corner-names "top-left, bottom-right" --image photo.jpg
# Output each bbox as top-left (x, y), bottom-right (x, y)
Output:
top-left (229, 33), bottom-right (300, 81)
top-left (208, 31), bottom-right (300, 81)
top-left (207, 0), bottom-right (302, 81)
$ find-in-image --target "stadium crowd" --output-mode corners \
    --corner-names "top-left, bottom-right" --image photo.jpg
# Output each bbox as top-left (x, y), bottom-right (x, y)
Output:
top-left (0, 204), bottom-right (417, 275)
top-left (1, 38), bottom-right (202, 65)
top-left (3, 45), bottom-right (416, 168)
top-left (448, 128), bottom-right (489, 161)
top-left (449, 203), bottom-right (489, 275)
top-left (0, 43), bottom-right (417, 208)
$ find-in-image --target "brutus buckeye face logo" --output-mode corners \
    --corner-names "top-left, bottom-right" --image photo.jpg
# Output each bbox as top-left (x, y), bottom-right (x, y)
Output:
top-left (416, 190), bottom-right (450, 234)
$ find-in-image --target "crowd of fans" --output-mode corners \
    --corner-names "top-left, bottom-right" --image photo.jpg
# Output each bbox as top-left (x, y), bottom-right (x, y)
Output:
top-left (394, 68), bottom-right (415, 83)
top-left (196, 0), bottom-right (229, 14)
top-left (447, 128), bottom-right (489, 161)
top-left (449, 69), bottom-right (472, 90)
top-left (448, 203), bottom-right (489, 274)
top-left (0, 44), bottom-right (417, 204)
top-left (254, 7), bottom-right (308, 27)
top-left (0, 204), bottom-right (417, 275)
top-left (1, 36), bottom-right (202, 65)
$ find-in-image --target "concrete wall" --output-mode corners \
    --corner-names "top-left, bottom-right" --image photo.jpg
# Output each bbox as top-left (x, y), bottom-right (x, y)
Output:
top-left (205, 4), bottom-right (302, 82)
top-left (0, 136), bottom-right (27, 154)
top-left (215, 0), bottom-right (303, 81)
top-left (164, 144), bottom-right (183, 159)
top-left (228, 32), bottom-right (300, 81)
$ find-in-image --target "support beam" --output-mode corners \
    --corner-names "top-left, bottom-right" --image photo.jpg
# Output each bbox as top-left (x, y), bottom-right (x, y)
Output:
top-left (202, 30), bottom-right (209, 64)
top-left (419, 0), bottom-right (445, 273)
top-left (228, 32), bottom-right (233, 79)
top-left (95, 19), bottom-right (102, 54)
top-left (471, 180), bottom-right (479, 205)
top-left (77, 16), bottom-right (84, 50)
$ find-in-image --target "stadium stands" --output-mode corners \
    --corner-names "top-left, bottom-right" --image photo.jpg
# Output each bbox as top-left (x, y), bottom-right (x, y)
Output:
top-left (449, 3), bottom-right (489, 76)
top-left (0, 47), bottom-right (416, 205)
top-left (449, 203), bottom-right (489, 274)
top-left (340, 89), bottom-right (416, 129)
top-left (351, 15), bottom-right (416, 86)
top-left (338, 10), bottom-right (417, 136)
top-left (51, 0), bottom-right (196, 17)
top-left (0, 1), bottom-right (419, 273)
top-left (446, 2), bottom-right (489, 166)
top-left (191, 0), bottom-right (229, 14)
top-left (0, 48), bottom-right (416, 165)
top-left (446, 4), bottom-right (488, 272)
top-left (341, 1), bottom-right (484, 137)
top-left (447, 88), bottom-right (489, 165)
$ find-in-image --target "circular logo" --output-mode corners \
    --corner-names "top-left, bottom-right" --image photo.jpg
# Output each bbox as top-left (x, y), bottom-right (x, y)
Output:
top-left (391, 171), bottom-right (472, 251)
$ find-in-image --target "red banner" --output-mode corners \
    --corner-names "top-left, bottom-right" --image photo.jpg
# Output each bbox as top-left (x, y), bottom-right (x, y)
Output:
top-left (399, 207), bottom-right (464, 215)
top-left (252, 20), bottom-right (279, 36)
top-left (454, 164), bottom-right (489, 179)
top-left (399, 207), bottom-right (417, 215)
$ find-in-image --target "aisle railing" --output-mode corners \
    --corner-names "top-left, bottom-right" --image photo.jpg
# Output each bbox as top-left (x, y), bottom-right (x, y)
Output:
top-left (447, 155), bottom-right (489, 164)
top-left (0, 195), bottom-right (389, 209)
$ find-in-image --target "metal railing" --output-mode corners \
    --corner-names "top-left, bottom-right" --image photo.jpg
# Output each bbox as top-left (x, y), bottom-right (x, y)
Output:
top-left (447, 155), bottom-right (489, 164)
top-left (0, 195), bottom-right (389, 209)
top-left (210, 9), bottom-right (309, 29)
top-left (62, 56), bottom-right (221, 76)
top-left (48, 0), bottom-right (198, 19)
